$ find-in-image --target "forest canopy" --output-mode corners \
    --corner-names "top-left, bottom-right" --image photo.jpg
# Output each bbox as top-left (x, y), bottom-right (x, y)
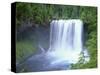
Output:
top-left (16, 2), bottom-right (97, 28)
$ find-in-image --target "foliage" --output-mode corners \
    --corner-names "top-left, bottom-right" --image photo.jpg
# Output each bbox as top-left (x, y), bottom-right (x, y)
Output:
top-left (16, 3), bottom-right (82, 27)
top-left (16, 40), bottom-right (37, 63)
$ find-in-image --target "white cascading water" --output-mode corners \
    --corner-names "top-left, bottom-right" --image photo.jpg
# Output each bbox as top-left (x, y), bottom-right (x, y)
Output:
top-left (47, 19), bottom-right (89, 65)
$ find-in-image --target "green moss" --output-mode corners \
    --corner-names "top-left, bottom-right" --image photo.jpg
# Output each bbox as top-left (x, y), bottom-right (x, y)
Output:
top-left (16, 40), bottom-right (37, 63)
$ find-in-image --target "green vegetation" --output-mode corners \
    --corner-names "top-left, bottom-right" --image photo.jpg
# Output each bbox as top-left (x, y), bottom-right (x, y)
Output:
top-left (16, 2), bottom-right (97, 68)
top-left (16, 40), bottom-right (37, 63)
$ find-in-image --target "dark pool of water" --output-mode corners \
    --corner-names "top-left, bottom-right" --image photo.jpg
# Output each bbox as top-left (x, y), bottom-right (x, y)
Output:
top-left (16, 52), bottom-right (71, 72)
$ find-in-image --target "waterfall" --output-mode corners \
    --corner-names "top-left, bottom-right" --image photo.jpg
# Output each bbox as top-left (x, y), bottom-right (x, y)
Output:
top-left (47, 19), bottom-right (89, 64)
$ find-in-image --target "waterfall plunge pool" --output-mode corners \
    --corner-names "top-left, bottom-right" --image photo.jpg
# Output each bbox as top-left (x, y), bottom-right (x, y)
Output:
top-left (16, 19), bottom-right (90, 72)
